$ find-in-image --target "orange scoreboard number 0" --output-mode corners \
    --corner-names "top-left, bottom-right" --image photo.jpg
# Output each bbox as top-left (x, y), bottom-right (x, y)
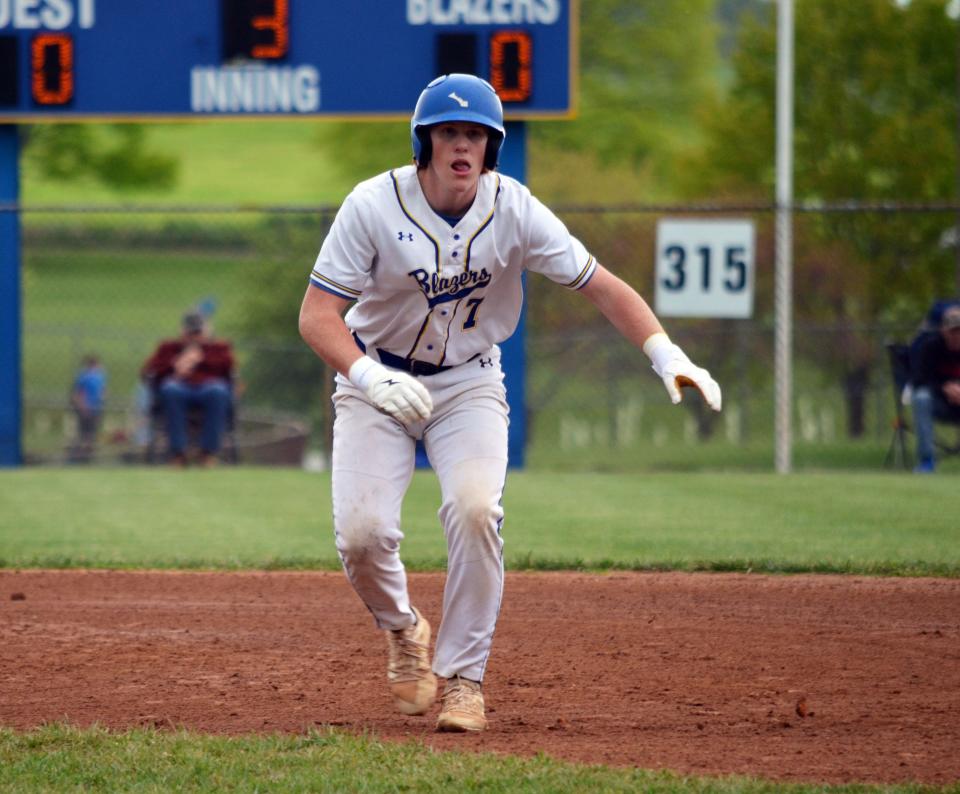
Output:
top-left (31, 33), bottom-right (74, 105)
top-left (435, 29), bottom-right (534, 105)
top-left (489, 30), bottom-right (532, 103)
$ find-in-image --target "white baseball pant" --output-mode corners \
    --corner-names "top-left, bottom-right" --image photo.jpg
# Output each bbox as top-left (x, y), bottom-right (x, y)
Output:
top-left (330, 358), bottom-right (509, 682)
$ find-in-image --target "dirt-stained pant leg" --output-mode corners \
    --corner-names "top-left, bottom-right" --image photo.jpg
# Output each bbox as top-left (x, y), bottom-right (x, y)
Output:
top-left (331, 389), bottom-right (418, 631)
top-left (423, 382), bottom-right (509, 682)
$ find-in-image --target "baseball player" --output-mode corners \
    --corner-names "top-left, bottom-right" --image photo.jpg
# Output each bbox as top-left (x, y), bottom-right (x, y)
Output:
top-left (299, 73), bottom-right (721, 733)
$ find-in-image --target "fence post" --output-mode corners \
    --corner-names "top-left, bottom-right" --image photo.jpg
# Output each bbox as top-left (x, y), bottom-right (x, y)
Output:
top-left (0, 124), bottom-right (21, 466)
top-left (775, 0), bottom-right (795, 473)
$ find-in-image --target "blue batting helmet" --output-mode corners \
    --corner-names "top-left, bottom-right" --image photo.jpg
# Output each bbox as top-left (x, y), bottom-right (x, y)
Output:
top-left (411, 74), bottom-right (505, 170)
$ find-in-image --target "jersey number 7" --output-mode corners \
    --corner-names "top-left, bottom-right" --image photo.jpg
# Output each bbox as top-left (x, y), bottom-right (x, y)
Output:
top-left (463, 298), bottom-right (484, 330)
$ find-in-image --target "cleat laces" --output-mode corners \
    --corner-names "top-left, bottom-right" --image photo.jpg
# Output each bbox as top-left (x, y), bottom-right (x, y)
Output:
top-left (441, 676), bottom-right (483, 711)
top-left (388, 625), bottom-right (430, 684)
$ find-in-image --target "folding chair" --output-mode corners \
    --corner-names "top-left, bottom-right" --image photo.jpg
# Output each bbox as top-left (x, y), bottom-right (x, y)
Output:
top-left (884, 343), bottom-right (913, 469)
top-left (144, 380), bottom-right (239, 464)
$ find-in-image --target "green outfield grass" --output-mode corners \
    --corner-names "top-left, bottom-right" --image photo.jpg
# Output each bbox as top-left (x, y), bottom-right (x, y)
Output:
top-left (21, 122), bottom-right (355, 207)
top-left (1, 468), bottom-right (957, 575)
top-left (2, 724), bottom-right (928, 794)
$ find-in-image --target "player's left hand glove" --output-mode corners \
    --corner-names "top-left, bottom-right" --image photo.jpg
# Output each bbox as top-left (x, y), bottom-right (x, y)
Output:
top-left (643, 333), bottom-right (722, 412)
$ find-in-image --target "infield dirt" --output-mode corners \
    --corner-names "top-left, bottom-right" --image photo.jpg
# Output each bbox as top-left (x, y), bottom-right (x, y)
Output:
top-left (1, 570), bottom-right (958, 785)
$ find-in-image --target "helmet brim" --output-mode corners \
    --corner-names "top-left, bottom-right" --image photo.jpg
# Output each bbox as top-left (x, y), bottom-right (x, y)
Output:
top-left (413, 112), bottom-right (505, 137)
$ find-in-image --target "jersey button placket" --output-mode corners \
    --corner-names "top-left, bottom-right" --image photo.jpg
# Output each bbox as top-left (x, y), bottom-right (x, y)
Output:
top-left (448, 236), bottom-right (463, 270)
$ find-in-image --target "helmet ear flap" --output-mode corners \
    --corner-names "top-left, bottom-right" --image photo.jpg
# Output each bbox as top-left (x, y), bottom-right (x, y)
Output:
top-left (484, 133), bottom-right (503, 170)
top-left (415, 128), bottom-right (432, 167)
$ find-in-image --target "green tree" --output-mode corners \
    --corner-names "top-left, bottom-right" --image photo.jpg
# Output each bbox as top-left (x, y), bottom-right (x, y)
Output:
top-left (22, 125), bottom-right (177, 191)
top-left (682, 0), bottom-right (959, 436)
top-left (535, 0), bottom-right (719, 168)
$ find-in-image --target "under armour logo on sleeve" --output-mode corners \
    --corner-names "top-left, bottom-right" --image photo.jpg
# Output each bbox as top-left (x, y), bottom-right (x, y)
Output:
top-left (479, 357), bottom-right (493, 368)
top-left (398, 231), bottom-right (414, 241)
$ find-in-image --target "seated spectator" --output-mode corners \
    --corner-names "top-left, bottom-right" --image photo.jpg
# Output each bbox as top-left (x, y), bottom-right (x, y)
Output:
top-left (69, 354), bottom-right (107, 462)
top-left (911, 304), bottom-right (960, 473)
top-left (141, 311), bottom-right (235, 467)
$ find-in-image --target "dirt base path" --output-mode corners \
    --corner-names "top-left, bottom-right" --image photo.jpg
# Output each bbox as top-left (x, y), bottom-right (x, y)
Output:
top-left (2, 570), bottom-right (958, 785)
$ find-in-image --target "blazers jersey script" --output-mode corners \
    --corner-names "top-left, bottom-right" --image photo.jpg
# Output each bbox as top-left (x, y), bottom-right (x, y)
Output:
top-left (310, 164), bottom-right (597, 368)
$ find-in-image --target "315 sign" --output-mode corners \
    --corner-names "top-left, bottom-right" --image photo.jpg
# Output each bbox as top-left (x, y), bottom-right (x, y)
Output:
top-left (654, 219), bottom-right (755, 319)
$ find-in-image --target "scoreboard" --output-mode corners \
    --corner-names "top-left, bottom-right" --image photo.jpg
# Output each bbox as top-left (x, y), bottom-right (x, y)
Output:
top-left (0, 0), bottom-right (576, 119)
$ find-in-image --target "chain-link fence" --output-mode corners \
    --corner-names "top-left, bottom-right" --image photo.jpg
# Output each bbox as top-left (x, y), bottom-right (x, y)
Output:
top-left (13, 202), bottom-right (960, 470)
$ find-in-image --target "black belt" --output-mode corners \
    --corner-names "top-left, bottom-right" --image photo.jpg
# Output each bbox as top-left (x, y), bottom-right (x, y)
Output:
top-left (376, 349), bottom-right (455, 376)
top-left (353, 333), bottom-right (472, 376)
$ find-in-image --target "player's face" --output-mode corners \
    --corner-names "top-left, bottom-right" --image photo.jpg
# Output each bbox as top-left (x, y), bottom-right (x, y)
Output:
top-left (428, 122), bottom-right (489, 186)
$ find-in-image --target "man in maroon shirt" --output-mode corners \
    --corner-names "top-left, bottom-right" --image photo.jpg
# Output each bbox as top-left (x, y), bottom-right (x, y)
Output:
top-left (141, 312), bottom-right (235, 467)
top-left (911, 304), bottom-right (960, 472)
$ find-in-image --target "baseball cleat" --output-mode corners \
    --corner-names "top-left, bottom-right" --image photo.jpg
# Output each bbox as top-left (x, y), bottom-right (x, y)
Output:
top-left (385, 606), bottom-right (437, 716)
top-left (436, 675), bottom-right (487, 732)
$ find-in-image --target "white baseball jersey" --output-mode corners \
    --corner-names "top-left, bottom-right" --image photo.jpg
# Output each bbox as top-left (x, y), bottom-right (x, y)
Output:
top-left (309, 164), bottom-right (597, 366)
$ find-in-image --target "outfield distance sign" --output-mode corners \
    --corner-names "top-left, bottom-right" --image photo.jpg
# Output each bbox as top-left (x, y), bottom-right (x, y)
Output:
top-left (655, 218), bottom-right (755, 319)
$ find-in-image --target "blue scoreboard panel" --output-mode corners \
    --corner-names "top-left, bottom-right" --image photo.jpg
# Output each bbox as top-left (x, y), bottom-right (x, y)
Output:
top-left (0, 0), bottom-right (575, 119)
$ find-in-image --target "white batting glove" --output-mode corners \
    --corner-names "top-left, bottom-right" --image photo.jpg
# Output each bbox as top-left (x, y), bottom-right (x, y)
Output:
top-left (349, 356), bottom-right (434, 424)
top-left (643, 333), bottom-right (722, 412)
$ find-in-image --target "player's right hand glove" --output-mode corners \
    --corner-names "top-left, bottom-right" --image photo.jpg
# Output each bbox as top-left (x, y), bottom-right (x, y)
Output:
top-left (643, 333), bottom-right (722, 412)
top-left (349, 356), bottom-right (434, 424)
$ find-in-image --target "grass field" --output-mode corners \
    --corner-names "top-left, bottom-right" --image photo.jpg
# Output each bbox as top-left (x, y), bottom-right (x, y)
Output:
top-left (0, 724), bottom-right (900, 794)
top-left (2, 468), bottom-right (958, 575)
